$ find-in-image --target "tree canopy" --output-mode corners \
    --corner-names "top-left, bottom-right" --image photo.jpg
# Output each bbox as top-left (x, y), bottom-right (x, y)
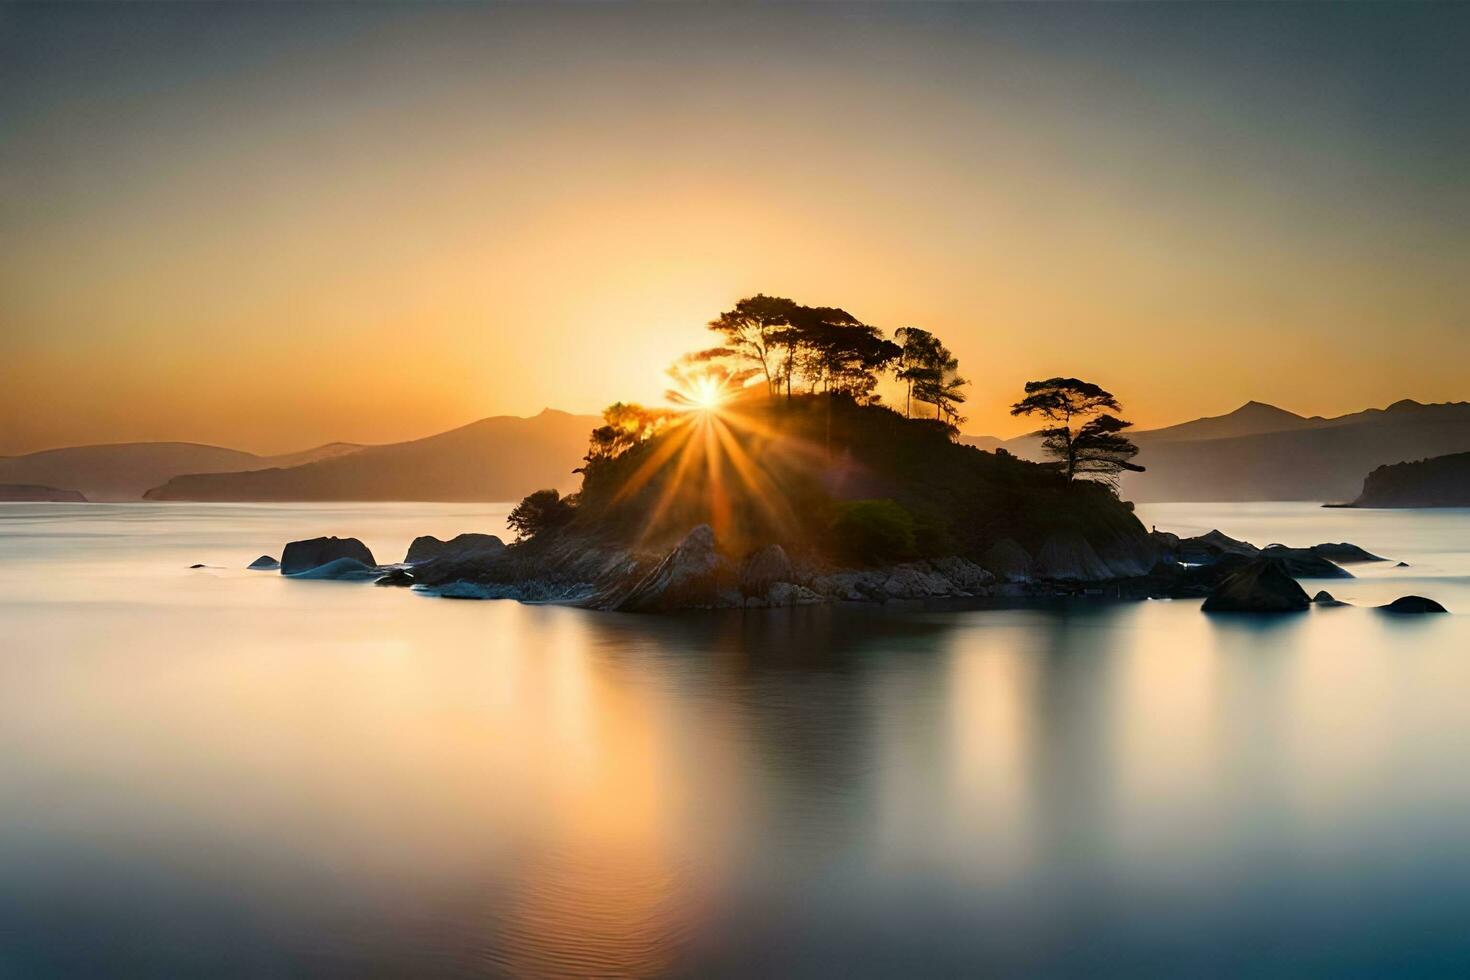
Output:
top-left (1010, 377), bottom-right (1143, 486)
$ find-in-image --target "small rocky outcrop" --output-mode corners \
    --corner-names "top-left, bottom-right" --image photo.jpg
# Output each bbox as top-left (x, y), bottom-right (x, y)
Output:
top-left (247, 555), bottom-right (280, 570)
top-left (404, 533), bottom-right (506, 564)
top-left (614, 525), bottom-right (736, 612)
top-left (0, 484), bottom-right (87, 502)
top-left (1310, 542), bottom-right (1386, 563)
top-left (374, 568), bottom-right (415, 587)
top-left (1260, 545), bottom-right (1353, 579)
top-left (1176, 530), bottom-right (1259, 563)
top-left (981, 539), bottom-right (1034, 583)
top-left (284, 557), bottom-right (380, 580)
top-left (281, 536), bottom-right (375, 575)
top-left (1201, 559), bottom-right (1310, 613)
top-left (1312, 590), bottom-right (1348, 607)
top-left (1378, 595), bottom-right (1448, 614)
top-left (739, 544), bottom-right (793, 597)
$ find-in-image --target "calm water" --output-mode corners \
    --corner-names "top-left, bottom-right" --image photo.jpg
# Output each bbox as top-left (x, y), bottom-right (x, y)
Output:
top-left (3, 501), bottom-right (1470, 978)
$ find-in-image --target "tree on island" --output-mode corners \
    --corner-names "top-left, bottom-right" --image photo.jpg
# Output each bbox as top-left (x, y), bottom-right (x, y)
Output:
top-left (1010, 377), bottom-right (1143, 486)
top-left (895, 327), bottom-right (967, 428)
top-left (507, 488), bottom-right (576, 541)
top-left (704, 294), bottom-right (802, 397)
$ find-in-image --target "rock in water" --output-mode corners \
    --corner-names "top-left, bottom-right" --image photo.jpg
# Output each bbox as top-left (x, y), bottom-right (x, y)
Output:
top-left (247, 555), bottom-right (280, 570)
top-left (284, 557), bottom-right (379, 580)
top-left (1378, 595), bottom-right (1448, 614)
top-left (280, 536), bottom-right (375, 575)
top-left (739, 544), bottom-right (793, 597)
top-left (374, 568), bottom-right (415, 587)
top-left (616, 525), bottom-right (735, 612)
top-left (1311, 542), bottom-right (1387, 563)
top-left (1201, 559), bottom-right (1310, 612)
top-left (1260, 545), bottom-right (1354, 579)
top-left (1312, 590), bottom-right (1348, 607)
top-left (404, 533), bottom-right (506, 564)
top-left (1178, 530), bottom-right (1260, 563)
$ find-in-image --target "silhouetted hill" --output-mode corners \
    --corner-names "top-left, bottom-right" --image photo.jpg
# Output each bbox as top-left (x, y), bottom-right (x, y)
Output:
top-left (0, 484), bottom-right (88, 502)
top-left (0, 441), bottom-right (359, 501)
top-left (962, 399), bottom-right (1470, 502)
top-left (1349, 451), bottom-right (1470, 507)
top-left (145, 410), bottom-right (598, 502)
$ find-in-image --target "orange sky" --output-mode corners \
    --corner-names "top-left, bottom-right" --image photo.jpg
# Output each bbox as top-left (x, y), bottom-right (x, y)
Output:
top-left (3, 4), bottom-right (1467, 455)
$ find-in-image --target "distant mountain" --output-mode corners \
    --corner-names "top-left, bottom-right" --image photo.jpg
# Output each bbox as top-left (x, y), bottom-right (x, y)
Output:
top-left (962, 399), bottom-right (1470, 502)
top-left (0, 441), bottom-right (361, 502)
top-left (144, 409), bottom-right (599, 502)
top-left (0, 484), bottom-right (88, 502)
top-left (1347, 451), bottom-right (1470, 508)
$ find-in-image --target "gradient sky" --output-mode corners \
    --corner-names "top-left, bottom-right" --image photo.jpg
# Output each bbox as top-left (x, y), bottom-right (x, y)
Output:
top-left (2, 2), bottom-right (1467, 455)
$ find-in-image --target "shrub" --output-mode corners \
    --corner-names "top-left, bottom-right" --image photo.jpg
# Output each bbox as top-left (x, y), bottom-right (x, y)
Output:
top-left (830, 499), bottom-right (916, 565)
top-left (507, 488), bottom-right (576, 542)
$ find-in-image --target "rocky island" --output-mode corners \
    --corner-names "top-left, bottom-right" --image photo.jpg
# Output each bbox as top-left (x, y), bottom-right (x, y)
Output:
top-left (1344, 451), bottom-right (1470, 508)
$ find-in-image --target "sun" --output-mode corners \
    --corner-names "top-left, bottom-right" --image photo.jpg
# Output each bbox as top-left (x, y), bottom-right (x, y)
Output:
top-left (686, 375), bottom-right (727, 411)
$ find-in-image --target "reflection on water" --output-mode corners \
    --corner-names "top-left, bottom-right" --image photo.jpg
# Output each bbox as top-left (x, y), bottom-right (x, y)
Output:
top-left (2, 502), bottom-right (1470, 976)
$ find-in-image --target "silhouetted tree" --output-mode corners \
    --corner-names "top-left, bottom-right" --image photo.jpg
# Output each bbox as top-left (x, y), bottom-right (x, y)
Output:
top-left (582, 403), bottom-right (672, 467)
top-left (792, 312), bottom-right (901, 401)
top-left (894, 327), bottom-right (938, 417)
top-left (1010, 377), bottom-right (1143, 486)
top-left (706, 295), bottom-right (802, 396)
top-left (507, 488), bottom-right (576, 541)
top-left (896, 328), bottom-right (966, 429)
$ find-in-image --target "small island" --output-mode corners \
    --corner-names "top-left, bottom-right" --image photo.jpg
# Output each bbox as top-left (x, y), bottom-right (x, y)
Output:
top-left (1344, 451), bottom-right (1470, 508)
top-left (0, 484), bottom-right (87, 502)
top-left (263, 295), bottom-right (1435, 615)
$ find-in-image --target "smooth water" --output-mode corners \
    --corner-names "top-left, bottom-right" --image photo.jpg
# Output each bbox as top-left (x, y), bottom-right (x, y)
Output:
top-left (2, 501), bottom-right (1469, 978)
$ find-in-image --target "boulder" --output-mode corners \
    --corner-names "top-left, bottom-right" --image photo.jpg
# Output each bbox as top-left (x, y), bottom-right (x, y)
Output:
top-left (981, 539), bottom-right (1034, 583)
top-left (739, 544), bottom-right (793, 597)
top-left (809, 570), bottom-right (885, 602)
top-left (615, 525), bottom-right (735, 612)
top-left (1378, 595), bottom-right (1448, 614)
top-left (928, 556), bottom-right (996, 593)
top-left (404, 533), bottom-right (506, 564)
top-left (281, 536), bottom-right (375, 575)
top-left (767, 581), bottom-right (824, 606)
top-left (283, 557), bottom-right (379, 580)
top-left (374, 568), bottom-right (415, 587)
top-left (1260, 545), bottom-right (1353, 579)
top-left (1311, 542), bottom-right (1386, 563)
top-left (1033, 533), bottom-right (1115, 582)
top-left (1177, 530), bottom-right (1259, 563)
top-left (247, 555), bottom-right (280, 570)
top-left (1312, 590), bottom-right (1348, 607)
top-left (881, 565), bottom-right (958, 600)
top-left (1201, 559), bottom-right (1310, 613)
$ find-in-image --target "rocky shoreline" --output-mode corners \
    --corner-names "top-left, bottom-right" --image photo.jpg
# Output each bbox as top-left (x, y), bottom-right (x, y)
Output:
top-left (248, 524), bottom-right (1447, 615)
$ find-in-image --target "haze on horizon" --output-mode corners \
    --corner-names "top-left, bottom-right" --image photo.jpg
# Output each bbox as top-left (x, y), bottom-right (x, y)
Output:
top-left (2, 2), bottom-right (1467, 457)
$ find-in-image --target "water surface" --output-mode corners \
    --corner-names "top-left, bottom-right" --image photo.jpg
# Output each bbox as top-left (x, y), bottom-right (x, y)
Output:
top-left (2, 501), bottom-right (1469, 977)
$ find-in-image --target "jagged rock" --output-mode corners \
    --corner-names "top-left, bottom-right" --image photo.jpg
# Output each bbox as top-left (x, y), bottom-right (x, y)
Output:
top-left (404, 533), bottom-right (506, 564)
top-left (284, 557), bottom-right (379, 580)
top-left (247, 555), bottom-right (280, 570)
top-left (928, 556), bottom-right (996, 593)
top-left (281, 536), bottom-right (375, 575)
top-left (740, 544), bottom-right (793, 597)
top-left (615, 525), bottom-right (735, 612)
top-left (1149, 529), bottom-right (1181, 552)
top-left (1312, 590), bottom-right (1348, 607)
top-left (1201, 559), bottom-right (1310, 612)
top-left (881, 565), bottom-right (958, 600)
top-left (1379, 595), bottom-right (1447, 614)
top-left (981, 539), bottom-right (1034, 583)
top-left (374, 568), bottom-right (415, 587)
top-left (1311, 542), bottom-right (1386, 563)
top-left (1033, 533), bottom-right (1114, 582)
top-left (809, 570), bottom-right (884, 602)
top-left (767, 581), bottom-right (824, 606)
top-left (1396, 561), bottom-right (1411, 568)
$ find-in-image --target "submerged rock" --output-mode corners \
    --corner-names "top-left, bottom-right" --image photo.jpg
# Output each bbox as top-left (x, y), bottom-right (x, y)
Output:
top-left (247, 555), bottom-right (280, 570)
top-left (374, 568), bottom-right (415, 587)
top-left (284, 557), bottom-right (379, 580)
top-left (739, 544), bottom-right (793, 597)
top-left (281, 536), bottom-right (375, 575)
top-left (1378, 595), bottom-right (1447, 614)
top-left (1201, 559), bottom-right (1310, 613)
top-left (404, 533), bottom-right (506, 565)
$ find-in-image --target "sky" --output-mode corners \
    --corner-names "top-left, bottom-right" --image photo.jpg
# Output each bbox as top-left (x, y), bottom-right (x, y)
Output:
top-left (2, 2), bottom-right (1467, 455)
